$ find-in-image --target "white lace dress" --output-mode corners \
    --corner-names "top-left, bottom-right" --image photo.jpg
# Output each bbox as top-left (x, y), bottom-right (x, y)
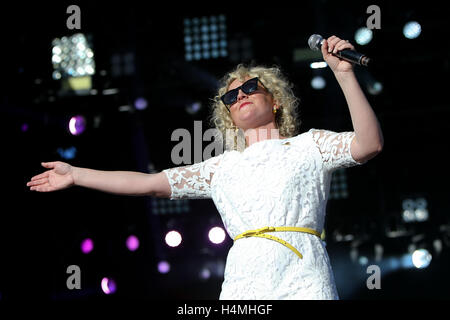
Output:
top-left (163, 128), bottom-right (365, 300)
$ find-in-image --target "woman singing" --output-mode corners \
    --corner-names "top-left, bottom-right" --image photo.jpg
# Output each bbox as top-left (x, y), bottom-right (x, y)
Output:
top-left (27, 35), bottom-right (383, 299)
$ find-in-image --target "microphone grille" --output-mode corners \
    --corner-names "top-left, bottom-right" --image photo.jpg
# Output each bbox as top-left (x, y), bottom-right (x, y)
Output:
top-left (308, 34), bottom-right (323, 51)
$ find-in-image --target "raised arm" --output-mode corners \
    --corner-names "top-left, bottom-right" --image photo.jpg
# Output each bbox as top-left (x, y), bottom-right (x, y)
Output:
top-left (27, 161), bottom-right (171, 198)
top-left (322, 35), bottom-right (384, 164)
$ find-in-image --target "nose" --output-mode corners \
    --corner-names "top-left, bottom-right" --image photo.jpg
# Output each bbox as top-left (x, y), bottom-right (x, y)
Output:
top-left (236, 88), bottom-right (248, 101)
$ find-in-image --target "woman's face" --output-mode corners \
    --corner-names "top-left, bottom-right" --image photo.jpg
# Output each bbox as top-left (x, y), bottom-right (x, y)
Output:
top-left (227, 76), bottom-right (276, 131)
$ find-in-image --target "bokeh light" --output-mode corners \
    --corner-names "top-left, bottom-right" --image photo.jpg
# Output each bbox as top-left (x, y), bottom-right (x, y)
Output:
top-left (165, 230), bottom-right (182, 248)
top-left (126, 234), bottom-right (140, 251)
top-left (101, 277), bottom-right (117, 295)
top-left (80, 238), bottom-right (94, 254)
top-left (68, 115), bottom-right (86, 135)
top-left (208, 226), bottom-right (226, 244)
top-left (158, 261), bottom-right (171, 274)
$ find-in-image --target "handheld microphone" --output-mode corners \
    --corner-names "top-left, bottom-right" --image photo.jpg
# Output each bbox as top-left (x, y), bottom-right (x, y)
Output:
top-left (308, 34), bottom-right (371, 67)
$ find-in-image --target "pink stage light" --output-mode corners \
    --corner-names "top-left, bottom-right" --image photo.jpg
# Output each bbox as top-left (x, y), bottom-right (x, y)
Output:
top-left (157, 261), bottom-right (170, 274)
top-left (126, 234), bottom-right (140, 251)
top-left (80, 238), bottom-right (94, 254)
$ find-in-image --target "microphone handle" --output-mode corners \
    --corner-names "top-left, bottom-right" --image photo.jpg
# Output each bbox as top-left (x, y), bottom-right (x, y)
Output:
top-left (334, 49), bottom-right (371, 66)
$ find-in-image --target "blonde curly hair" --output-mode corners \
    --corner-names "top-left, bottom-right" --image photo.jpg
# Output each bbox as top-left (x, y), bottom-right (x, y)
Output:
top-left (208, 64), bottom-right (301, 152)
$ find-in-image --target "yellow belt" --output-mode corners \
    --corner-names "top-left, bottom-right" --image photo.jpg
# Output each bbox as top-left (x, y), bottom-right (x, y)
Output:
top-left (234, 227), bottom-right (322, 259)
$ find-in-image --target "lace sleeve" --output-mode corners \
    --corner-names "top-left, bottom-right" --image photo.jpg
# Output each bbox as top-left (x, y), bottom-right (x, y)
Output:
top-left (162, 154), bottom-right (223, 200)
top-left (309, 129), bottom-right (365, 172)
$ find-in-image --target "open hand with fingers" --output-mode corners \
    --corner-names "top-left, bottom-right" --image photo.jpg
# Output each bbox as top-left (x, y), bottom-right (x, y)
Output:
top-left (27, 161), bottom-right (75, 192)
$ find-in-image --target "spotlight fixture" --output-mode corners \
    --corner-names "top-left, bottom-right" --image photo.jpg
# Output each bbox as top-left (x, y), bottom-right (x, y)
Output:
top-left (52, 33), bottom-right (95, 78)
top-left (184, 15), bottom-right (227, 61)
top-left (52, 33), bottom-right (95, 93)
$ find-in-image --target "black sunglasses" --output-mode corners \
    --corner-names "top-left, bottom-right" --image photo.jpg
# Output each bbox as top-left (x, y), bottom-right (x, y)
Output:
top-left (220, 77), bottom-right (267, 110)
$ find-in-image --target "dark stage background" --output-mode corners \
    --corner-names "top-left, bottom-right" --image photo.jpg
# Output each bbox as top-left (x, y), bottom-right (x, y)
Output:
top-left (1, 1), bottom-right (449, 302)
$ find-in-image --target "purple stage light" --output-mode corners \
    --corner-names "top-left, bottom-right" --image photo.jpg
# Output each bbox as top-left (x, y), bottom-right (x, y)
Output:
top-left (68, 115), bottom-right (86, 135)
top-left (126, 234), bottom-right (140, 251)
top-left (200, 268), bottom-right (211, 280)
top-left (157, 261), bottom-right (170, 274)
top-left (101, 277), bottom-right (117, 295)
top-left (134, 97), bottom-right (148, 110)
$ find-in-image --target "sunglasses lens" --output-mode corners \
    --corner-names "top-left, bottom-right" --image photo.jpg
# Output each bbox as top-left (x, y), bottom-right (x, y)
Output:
top-left (222, 89), bottom-right (238, 105)
top-left (242, 78), bottom-right (258, 94)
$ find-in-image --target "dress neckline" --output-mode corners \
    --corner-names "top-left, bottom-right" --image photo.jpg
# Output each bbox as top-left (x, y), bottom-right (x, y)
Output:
top-left (244, 137), bottom-right (291, 151)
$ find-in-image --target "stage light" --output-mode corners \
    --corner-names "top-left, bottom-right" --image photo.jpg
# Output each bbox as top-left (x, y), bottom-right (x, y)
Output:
top-left (57, 146), bottom-right (77, 160)
top-left (374, 243), bottom-right (384, 262)
top-left (311, 76), bottom-right (326, 90)
top-left (126, 234), bottom-right (140, 252)
top-left (382, 247), bottom-right (433, 272)
top-left (401, 197), bottom-right (429, 223)
top-left (433, 239), bottom-right (443, 256)
top-left (118, 105), bottom-right (133, 112)
top-left (21, 123), bottom-right (29, 132)
top-left (402, 209), bottom-right (416, 223)
top-left (310, 61), bottom-right (327, 69)
top-left (68, 115), bottom-right (86, 136)
top-left (415, 197), bottom-right (428, 221)
top-left (403, 21), bottom-right (421, 39)
top-left (185, 101), bottom-right (202, 115)
top-left (102, 88), bottom-right (119, 95)
top-left (358, 256), bottom-right (369, 266)
top-left (354, 27), bottom-right (373, 45)
top-left (134, 97), bottom-right (148, 110)
top-left (165, 230), bottom-right (182, 247)
top-left (208, 226), bottom-right (226, 245)
top-left (157, 261), bottom-right (171, 274)
top-left (412, 249), bottom-right (432, 269)
top-left (80, 238), bottom-right (94, 254)
top-left (367, 81), bottom-right (383, 95)
top-left (199, 267), bottom-right (211, 280)
top-left (415, 208), bottom-right (429, 222)
top-left (198, 260), bottom-right (225, 280)
top-left (184, 15), bottom-right (227, 61)
top-left (101, 277), bottom-right (117, 295)
top-left (52, 33), bottom-right (95, 79)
